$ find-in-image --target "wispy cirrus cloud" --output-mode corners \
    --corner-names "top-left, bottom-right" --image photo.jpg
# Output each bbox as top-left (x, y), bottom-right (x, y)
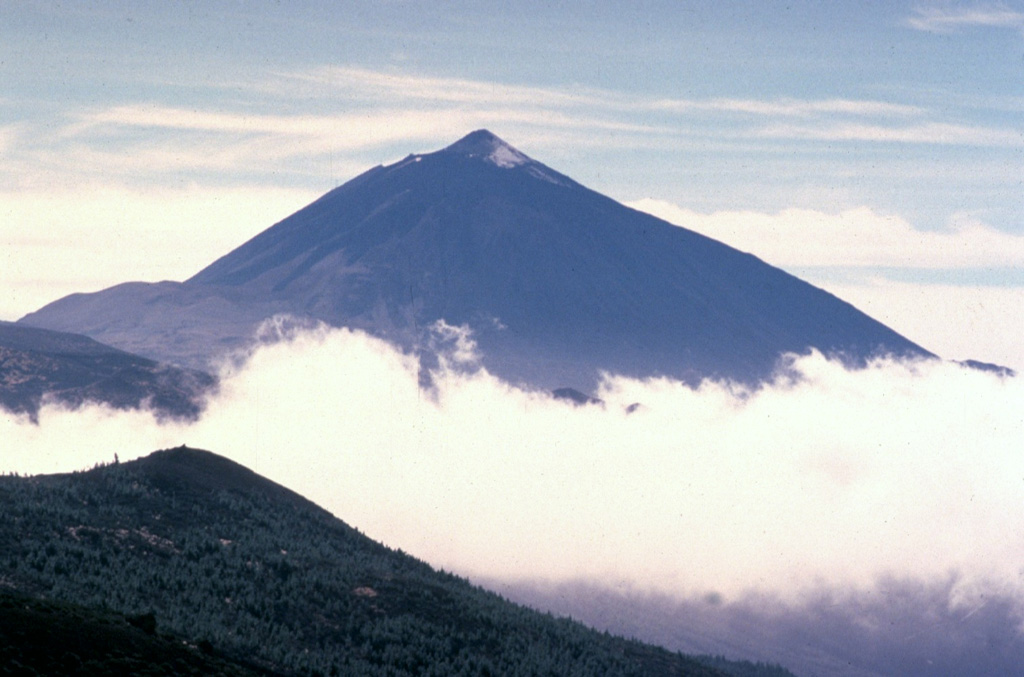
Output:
top-left (60, 67), bottom-right (1016, 180)
top-left (756, 120), bottom-right (1024, 146)
top-left (27, 66), bottom-right (1009, 194)
top-left (65, 104), bottom-right (481, 162)
top-left (43, 101), bottom-right (673, 186)
top-left (0, 63), bottom-right (1003, 199)
top-left (648, 97), bottom-right (924, 118)
top-left (274, 66), bottom-right (620, 111)
top-left (907, 4), bottom-right (1024, 33)
top-left (274, 66), bottom-right (926, 120)
top-left (72, 101), bottom-right (664, 147)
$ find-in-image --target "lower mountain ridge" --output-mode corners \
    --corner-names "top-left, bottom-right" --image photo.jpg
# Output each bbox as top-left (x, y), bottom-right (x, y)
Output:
top-left (0, 446), bottom-right (792, 677)
top-left (0, 321), bottom-right (213, 422)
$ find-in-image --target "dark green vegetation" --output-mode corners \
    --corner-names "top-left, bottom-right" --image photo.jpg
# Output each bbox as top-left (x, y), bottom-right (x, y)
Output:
top-left (693, 656), bottom-right (797, 677)
top-left (0, 591), bottom-right (273, 676)
top-left (0, 447), bottom-right (791, 676)
top-left (0, 321), bottom-right (213, 422)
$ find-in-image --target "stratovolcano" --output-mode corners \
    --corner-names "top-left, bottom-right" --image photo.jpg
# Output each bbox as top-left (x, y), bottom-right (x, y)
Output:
top-left (20, 130), bottom-right (932, 389)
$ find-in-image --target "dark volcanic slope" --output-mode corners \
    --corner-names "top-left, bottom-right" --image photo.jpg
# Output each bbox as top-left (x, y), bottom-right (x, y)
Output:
top-left (21, 130), bottom-right (932, 387)
top-left (0, 320), bottom-right (213, 420)
top-left (0, 446), bottom-right (787, 676)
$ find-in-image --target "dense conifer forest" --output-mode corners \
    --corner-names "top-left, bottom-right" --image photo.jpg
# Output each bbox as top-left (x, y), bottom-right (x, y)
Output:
top-left (0, 447), bottom-right (793, 676)
top-left (0, 591), bottom-right (274, 676)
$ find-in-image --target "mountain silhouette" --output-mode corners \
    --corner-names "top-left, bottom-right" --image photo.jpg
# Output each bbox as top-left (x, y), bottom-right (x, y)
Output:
top-left (20, 130), bottom-right (932, 388)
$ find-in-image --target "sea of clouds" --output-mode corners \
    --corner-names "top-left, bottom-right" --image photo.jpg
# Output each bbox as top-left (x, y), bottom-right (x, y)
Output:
top-left (4, 321), bottom-right (1023, 672)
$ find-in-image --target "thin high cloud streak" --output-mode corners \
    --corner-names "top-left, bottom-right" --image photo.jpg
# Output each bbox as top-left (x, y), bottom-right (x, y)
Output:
top-left (907, 4), bottom-right (1024, 33)
top-left (3, 325), bottom-right (1023, 614)
top-left (4, 65), bottom-right (1015, 192)
top-left (51, 81), bottom-right (1019, 165)
top-left (283, 66), bottom-right (927, 119)
top-left (756, 120), bottom-right (1024, 147)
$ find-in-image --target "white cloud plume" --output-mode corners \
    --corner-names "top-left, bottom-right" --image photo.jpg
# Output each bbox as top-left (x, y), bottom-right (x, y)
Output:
top-left (3, 326), bottom-right (1023, 613)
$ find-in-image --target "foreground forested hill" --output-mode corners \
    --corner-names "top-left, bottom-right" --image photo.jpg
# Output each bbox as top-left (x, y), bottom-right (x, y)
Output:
top-left (0, 447), bottom-right (792, 676)
top-left (0, 591), bottom-right (275, 676)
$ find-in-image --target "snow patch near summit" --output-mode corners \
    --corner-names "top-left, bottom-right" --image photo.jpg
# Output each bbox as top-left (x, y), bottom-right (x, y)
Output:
top-left (487, 141), bottom-right (567, 184)
top-left (487, 144), bottom-right (529, 168)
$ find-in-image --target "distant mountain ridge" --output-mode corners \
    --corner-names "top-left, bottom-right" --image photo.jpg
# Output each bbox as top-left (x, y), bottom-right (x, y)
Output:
top-left (0, 320), bottom-right (213, 421)
top-left (20, 130), bottom-right (933, 388)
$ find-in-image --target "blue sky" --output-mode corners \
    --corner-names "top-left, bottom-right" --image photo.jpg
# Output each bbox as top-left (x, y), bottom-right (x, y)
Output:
top-left (2, 0), bottom-right (1022, 368)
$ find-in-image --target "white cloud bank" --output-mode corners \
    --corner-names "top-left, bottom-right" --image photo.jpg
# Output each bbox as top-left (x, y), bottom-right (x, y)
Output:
top-left (628, 199), bottom-right (1024, 269)
top-left (3, 325), bottom-right (1023, 614)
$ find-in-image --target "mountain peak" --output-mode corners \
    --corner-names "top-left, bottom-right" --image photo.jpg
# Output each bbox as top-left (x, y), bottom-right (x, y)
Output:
top-left (442, 129), bottom-right (530, 168)
top-left (22, 131), bottom-right (932, 389)
top-left (129, 446), bottom-right (314, 508)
